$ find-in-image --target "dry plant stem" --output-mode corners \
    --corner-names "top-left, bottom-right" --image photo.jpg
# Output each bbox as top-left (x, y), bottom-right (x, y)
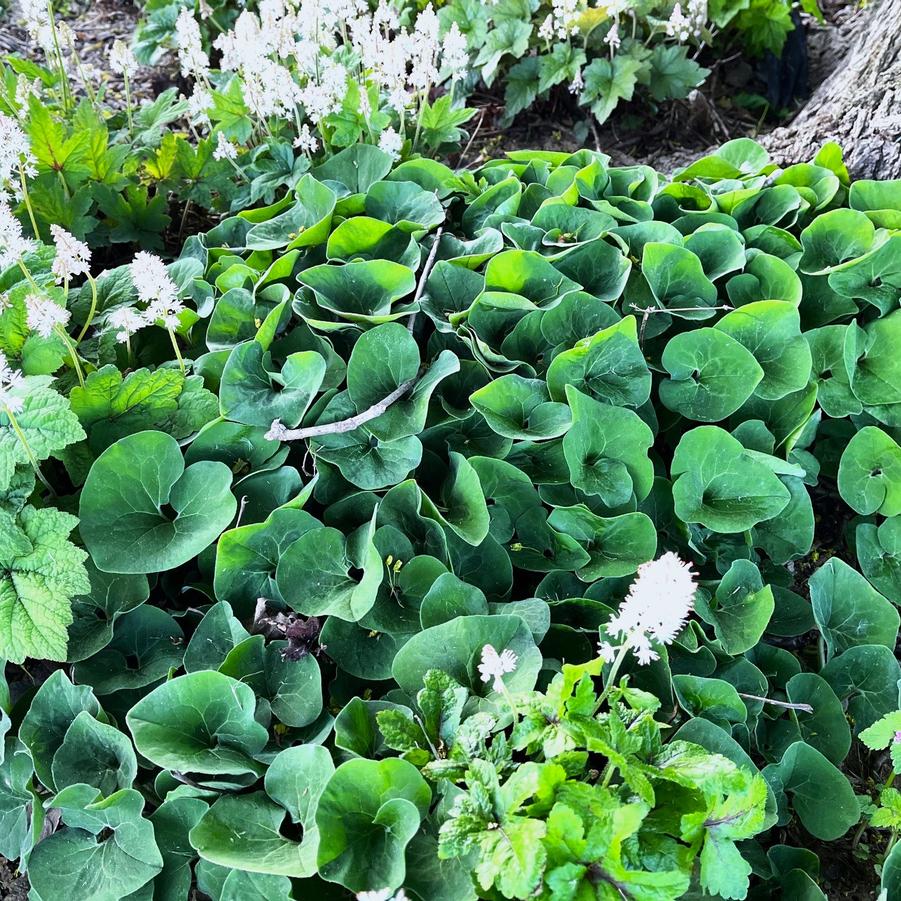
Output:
top-left (737, 692), bottom-right (813, 713)
top-left (457, 110), bottom-right (485, 169)
top-left (266, 376), bottom-right (417, 442)
top-left (630, 302), bottom-right (734, 344)
top-left (408, 225), bottom-right (444, 332)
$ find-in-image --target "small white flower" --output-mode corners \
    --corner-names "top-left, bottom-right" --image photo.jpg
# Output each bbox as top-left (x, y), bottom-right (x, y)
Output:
top-left (0, 351), bottom-right (25, 414)
top-left (186, 87), bottom-right (213, 124)
top-left (666, 2), bottom-right (692, 41)
top-left (130, 251), bottom-right (178, 305)
top-left (356, 889), bottom-right (409, 901)
top-left (378, 126), bottom-right (403, 160)
top-left (25, 293), bottom-right (70, 338)
top-left (604, 23), bottom-right (621, 51)
top-left (145, 297), bottom-right (185, 331)
top-left (478, 643), bottom-right (518, 691)
top-left (108, 40), bottom-right (138, 78)
top-left (50, 225), bottom-right (91, 283)
top-left (14, 74), bottom-right (43, 109)
top-left (0, 201), bottom-right (34, 268)
top-left (441, 22), bottom-right (468, 78)
top-left (600, 552), bottom-right (696, 665)
top-left (293, 123), bottom-right (319, 153)
top-left (598, 641), bottom-right (617, 663)
top-left (0, 113), bottom-right (36, 189)
top-left (568, 69), bottom-right (584, 94)
top-left (175, 8), bottom-right (210, 80)
top-left (213, 132), bottom-right (239, 162)
top-left (106, 306), bottom-right (146, 343)
top-left (19, 0), bottom-right (53, 51)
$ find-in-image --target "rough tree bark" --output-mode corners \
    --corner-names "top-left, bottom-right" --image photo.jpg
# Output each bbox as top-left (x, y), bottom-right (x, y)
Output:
top-left (762, 0), bottom-right (901, 179)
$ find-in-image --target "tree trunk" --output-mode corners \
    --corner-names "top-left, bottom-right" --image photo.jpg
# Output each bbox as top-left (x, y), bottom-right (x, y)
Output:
top-left (762, 0), bottom-right (901, 179)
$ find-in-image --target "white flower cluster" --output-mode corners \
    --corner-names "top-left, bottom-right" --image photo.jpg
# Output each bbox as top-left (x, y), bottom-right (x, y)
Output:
top-left (19, 0), bottom-right (53, 54)
top-left (176, 8), bottom-right (210, 81)
top-left (599, 552), bottom-right (696, 665)
top-left (666, 0), bottom-right (707, 42)
top-left (478, 643), bottom-right (518, 691)
top-left (104, 252), bottom-right (184, 345)
top-left (50, 225), bottom-right (91, 283)
top-left (0, 114), bottom-right (37, 197)
top-left (538, 0), bottom-right (582, 41)
top-left (173, 0), bottom-right (470, 146)
top-left (108, 39), bottom-right (138, 78)
top-left (213, 132), bottom-right (239, 162)
top-left (378, 127), bottom-right (402, 160)
top-left (0, 200), bottom-right (35, 270)
top-left (0, 351), bottom-right (25, 414)
top-left (128, 251), bottom-right (185, 333)
top-left (25, 293), bottom-right (70, 339)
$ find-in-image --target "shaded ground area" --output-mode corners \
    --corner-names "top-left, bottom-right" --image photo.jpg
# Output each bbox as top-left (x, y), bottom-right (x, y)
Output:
top-left (0, 0), bottom-right (167, 107)
top-left (460, 0), bottom-right (859, 172)
top-left (0, 860), bottom-right (28, 901)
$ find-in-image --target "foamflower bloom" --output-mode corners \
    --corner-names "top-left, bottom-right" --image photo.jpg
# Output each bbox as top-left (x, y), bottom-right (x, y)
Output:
top-left (213, 132), bottom-right (239, 161)
top-left (0, 113), bottom-right (36, 191)
top-left (25, 293), bottom-right (70, 339)
top-left (107, 307), bottom-right (146, 344)
top-left (50, 225), bottom-right (91, 283)
top-left (357, 889), bottom-right (409, 901)
top-left (378, 127), bottom-right (403, 160)
top-left (108, 40), bottom-right (138, 78)
top-left (478, 643), bottom-right (518, 691)
top-left (131, 252), bottom-right (178, 305)
top-left (599, 552), bottom-right (696, 665)
top-left (0, 201), bottom-right (34, 268)
top-left (0, 351), bottom-right (25, 414)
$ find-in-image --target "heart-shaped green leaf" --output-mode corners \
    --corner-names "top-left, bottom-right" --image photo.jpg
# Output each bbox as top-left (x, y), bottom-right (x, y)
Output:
top-left (80, 430), bottom-right (237, 574)
top-left (127, 670), bottom-right (268, 776)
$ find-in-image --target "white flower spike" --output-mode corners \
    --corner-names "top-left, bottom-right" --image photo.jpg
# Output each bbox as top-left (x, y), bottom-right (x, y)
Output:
top-left (0, 201), bottom-right (35, 269)
top-left (25, 294), bottom-right (70, 339)
top-left (50, 225), bottom-right (91, 283)
top-left (601, 552), bottom-right (696, 665)
top-left (0, 351), bottom-right (25, 414)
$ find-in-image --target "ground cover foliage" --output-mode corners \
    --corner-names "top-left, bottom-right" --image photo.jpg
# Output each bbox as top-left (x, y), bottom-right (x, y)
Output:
top-left (3, 135), bottom-right (901, 899)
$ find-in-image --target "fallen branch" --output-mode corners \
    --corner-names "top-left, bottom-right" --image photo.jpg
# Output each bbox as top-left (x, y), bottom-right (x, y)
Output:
top-left (265, 376), bottom-right (417, 442)
top-left (629, 302), bottom-right (733, 344)
top-left (738, 692), bottom-right (813, 714)
top-left (408, 225), bottom-right (444, 333)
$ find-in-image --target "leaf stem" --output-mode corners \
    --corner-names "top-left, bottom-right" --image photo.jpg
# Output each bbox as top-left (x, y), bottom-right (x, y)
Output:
top-left (17, 260), bottom-right (40, 294)
top-left (3, 404), bottom-right (56, 495)
top-left (593, 642), bottom-right (632, 714)
top-left (18, 165), bottom-right (40, 239)
top-left (55, 324), bottom-right (84, 387)
top-left (167, 327), bottom-right (186, 374)
top-left (76, 273), bottom-right (99, 343)
top-left (123, 70), bottom-right (134, 135)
